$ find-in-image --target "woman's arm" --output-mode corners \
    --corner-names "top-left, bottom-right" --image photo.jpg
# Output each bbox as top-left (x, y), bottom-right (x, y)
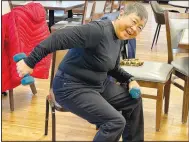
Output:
top-left (24, 22), bottom-right (103, 69)
top-left (107, 53), bottom-right (134, 83)
top-left (108, 52), bottom-right (140, 91)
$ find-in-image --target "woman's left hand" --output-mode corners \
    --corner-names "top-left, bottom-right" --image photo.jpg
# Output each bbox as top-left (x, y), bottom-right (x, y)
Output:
top-left (128, 80), bottom-right (140, 91)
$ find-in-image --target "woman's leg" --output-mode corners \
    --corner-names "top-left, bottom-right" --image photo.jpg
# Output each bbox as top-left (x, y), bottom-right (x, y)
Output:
top-left (52, 75), bottom-right (126, 142)
top-left (101, 80), bottom-right (144, 142)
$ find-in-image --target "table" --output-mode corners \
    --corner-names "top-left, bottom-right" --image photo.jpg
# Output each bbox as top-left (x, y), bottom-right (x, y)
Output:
top-left (168, 1), bottom-right (189, 13)
top-left (179, 29), bottom-right (189, 50)
top-left (12, 1), bottom-right (85, 28)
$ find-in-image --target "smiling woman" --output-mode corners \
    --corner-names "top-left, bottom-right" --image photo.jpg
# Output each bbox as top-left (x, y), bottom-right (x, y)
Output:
top-left (16, 2), bottom-right (148, 142)
top-left (112, 2), bottom-right (148, 40)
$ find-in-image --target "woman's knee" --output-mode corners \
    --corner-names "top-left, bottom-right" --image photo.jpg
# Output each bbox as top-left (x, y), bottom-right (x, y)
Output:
top-left (116, 115), bottom-right (126, 128)
top-left (102, 114), bottom-right (126, 131)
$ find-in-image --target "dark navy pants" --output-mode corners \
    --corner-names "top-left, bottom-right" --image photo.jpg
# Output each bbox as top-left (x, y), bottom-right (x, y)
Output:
top-left (53, 70), bottom-right (144, 142)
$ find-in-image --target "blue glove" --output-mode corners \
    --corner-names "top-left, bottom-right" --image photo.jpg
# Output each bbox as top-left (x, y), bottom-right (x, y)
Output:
top-left (129, 87), bottom-right (141, 99)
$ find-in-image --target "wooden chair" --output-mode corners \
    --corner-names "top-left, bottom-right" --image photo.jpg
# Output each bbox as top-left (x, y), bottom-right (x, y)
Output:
top-left (110, 0), bottom-right (121, 13)
top-left (45, 3), bottom-right (97, 137)
top-left (2, 0), bottom-right (37, 112)
top-left (7, 0), bottom-right (13, 9)
top-left (121, 61), bottom-right (173, 131)
top-left (44, 48), bottom-right (69, 141)
top-left (92, 1), bottom-right (107, 21)
top-left (45, 23), bottom-right (82, 141)
top-left (164, 11), bottom-right (189, 123)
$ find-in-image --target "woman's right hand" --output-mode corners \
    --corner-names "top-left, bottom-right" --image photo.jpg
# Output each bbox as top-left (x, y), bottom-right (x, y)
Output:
top-left (16, 60), bottom-right (33, 77)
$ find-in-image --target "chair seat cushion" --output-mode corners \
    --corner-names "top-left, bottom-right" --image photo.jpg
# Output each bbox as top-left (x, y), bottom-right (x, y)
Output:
top-left (121, 61), bottom-right (173, 83)
top-left (171, 57), bottom-right (189, 77)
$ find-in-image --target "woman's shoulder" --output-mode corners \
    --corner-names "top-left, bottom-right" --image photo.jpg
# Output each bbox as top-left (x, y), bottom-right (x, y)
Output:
top-left (88, 19), bottom-right (112, 28)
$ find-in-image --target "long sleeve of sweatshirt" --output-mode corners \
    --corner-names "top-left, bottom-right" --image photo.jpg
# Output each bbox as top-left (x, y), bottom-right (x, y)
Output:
top-left (24, 20), bottom-right (133, 84)
top-left (108, 53), bottom-right (133, 83)
top-left (24, 22), bottom-right (103, 69)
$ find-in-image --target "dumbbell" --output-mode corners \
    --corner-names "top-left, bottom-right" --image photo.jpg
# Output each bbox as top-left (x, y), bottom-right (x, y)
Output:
top-left (129, 87), bottom-right (141, 99)
top-left (13, 53), bottom-right (34, 85)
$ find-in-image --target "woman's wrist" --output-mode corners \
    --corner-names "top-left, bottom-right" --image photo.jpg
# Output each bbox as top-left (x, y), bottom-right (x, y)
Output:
top-left (127, 77), bottom-right (135, 84)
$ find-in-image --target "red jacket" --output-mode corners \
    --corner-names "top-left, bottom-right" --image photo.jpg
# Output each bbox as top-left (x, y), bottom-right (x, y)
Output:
top-left (2, 2), bottom-right (51, 92)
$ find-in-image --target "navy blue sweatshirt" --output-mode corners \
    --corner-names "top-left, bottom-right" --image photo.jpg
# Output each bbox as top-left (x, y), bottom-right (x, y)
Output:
top-left (24, 20), bottom-right (133, 84)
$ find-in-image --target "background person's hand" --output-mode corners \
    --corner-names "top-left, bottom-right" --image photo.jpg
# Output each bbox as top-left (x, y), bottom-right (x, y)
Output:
top-left (16, 60), bottom-right (33, 77)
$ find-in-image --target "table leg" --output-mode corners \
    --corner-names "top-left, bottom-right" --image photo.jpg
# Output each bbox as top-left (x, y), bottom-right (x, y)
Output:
top-left (49, 10), bottom-right (54, 32)
top-left (185, 8), bottom-right (189, 13)
top-left (68, 10), bottom-right (73, 18)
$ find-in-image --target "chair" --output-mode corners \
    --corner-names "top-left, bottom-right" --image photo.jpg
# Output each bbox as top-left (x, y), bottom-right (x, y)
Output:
top-left (44, 48), bottom-right (70, 141)
top-left (50, 1), bottom-right (96, 33)
top-left (1, 1), bottom-right (13, 97)
top-left (150, 1), bottom-right (166, 49)
top-left (2, 0), bottom-right (37, 111)
top-left (150, 1), bottom-right (179, 50)
top-left (103, 0), bottom-right (121, 14)
top-left (164, 11), bottom-right (189, 123)
top-left (92, 1), bottom-right (107, 20)
top-left (121, 62), bottom-right (173, 131)
top-left (110, 0), bottom-right (121, 13)
top-left (10, 0), bottom-right (68, 25)
top-left (7, 0), bottom-right (13, 9)
top-left (45, 1), bottom-right (105, 135)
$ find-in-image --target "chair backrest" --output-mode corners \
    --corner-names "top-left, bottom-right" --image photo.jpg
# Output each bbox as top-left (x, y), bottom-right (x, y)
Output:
top-left (164, 11), bottom-right (189, 63)
top-left (150, 1), bottom-right (165, 24)
top-left (8, 1), bottom-right (34, 10)
top-left (4, 2), bottom-right (51, 89)
top-left (94, 1), bottom-right (106, 13)
top-left (92, 1), bottom-right (107, 20)
top-left (150, 1), bottom-right (164, 12)
top-left (110, 0), bottom-right (121, 13)
top-left (82, 1), bottom-right (96, 24)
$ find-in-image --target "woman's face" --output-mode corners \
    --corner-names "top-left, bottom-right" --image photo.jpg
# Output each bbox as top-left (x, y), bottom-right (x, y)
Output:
top-left (114, 12), bottom-right (147, 40)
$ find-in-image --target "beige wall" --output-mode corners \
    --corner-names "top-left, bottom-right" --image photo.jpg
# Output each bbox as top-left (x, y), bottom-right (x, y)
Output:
top-left (2, 1), bottom-right (11, 15)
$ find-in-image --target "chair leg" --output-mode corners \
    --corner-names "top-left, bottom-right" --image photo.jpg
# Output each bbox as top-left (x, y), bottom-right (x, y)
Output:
top-left (52, 106), bottom-right (56, 141)
top-left (155, 25), bottom-right (161, 45)
top-left (9, 89), bottom-right (14, 111)
top-left (45, 98), bottom-right (49, 135)
top-left (151, 24), bottom-right (159, 50)
top-left (30, 83), bottom-right (37, 95)
top-left (164, 76), bottom-right (171, 114)
top-left (185, 8), bottom-right (188, 13)
top-left (182, 77), bottom-right (189, 123)
top-left (156, 83), bottom-right (164, 131)
top-left (2, 91), bottom-right (8, 96)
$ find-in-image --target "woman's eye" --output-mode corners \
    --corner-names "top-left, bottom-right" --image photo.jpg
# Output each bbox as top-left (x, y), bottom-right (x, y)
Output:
top-left (132, 20), bottom-right (136, 24)
top-left (138, 27), bottom-right (142, 31)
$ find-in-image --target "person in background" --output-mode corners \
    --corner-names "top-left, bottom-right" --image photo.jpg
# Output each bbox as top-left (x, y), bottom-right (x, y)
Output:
top-left (16, 2), bottom-right (148, 142)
